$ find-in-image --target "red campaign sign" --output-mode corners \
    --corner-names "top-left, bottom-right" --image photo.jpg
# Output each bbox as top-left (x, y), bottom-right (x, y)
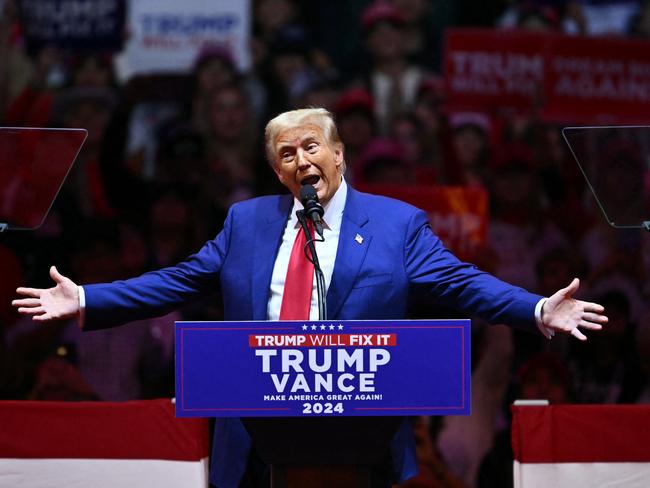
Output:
top-left (444, 28), bottom-right (650, 124)
top-left (177, 320), bottom-right (471, 417)
top-left (356, 184), bottom-right (488, 262)
top-left (543, 35), bottom-right (650, 124)
top-left (444, 28), bottom-right (547, 113)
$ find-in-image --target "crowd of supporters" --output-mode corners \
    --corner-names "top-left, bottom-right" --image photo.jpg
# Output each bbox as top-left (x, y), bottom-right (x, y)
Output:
top-left (2, 1), bottom-right (650, 486)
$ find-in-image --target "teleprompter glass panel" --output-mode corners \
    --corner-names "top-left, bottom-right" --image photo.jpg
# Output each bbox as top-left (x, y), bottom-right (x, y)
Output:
top-left (0, 127), bottom-right (87, 230)
top-left (562, 126), bottom-right (650, 229)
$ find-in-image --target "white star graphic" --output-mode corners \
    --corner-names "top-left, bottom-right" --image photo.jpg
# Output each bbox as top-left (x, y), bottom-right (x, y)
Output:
top-left (302, 325), bottom-right (308, 330)
top-left (311, 325), bottom-right (317, 330)
top-left (338, 324), bottom-right (344, 330)
top-left (320, 325), bottom-right (326, 330)
top-left (329, 325), bottom-right (335, 330)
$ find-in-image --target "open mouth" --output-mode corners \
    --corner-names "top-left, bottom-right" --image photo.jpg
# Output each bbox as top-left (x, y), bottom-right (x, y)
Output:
top-left (300, 175), bottom-right (320, 186)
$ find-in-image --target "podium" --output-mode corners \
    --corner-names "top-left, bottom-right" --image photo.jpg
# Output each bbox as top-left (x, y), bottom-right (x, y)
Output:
top-left (175, 319), bottom-right (471, 487)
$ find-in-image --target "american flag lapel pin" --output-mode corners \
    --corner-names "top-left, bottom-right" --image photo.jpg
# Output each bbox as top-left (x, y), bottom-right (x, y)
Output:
top-left (355, 233), bottom-right (363, 244)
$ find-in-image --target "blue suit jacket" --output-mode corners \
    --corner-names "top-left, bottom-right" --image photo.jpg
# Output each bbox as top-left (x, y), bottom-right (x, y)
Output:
top-left (84, 186), bottom-right (542, 487)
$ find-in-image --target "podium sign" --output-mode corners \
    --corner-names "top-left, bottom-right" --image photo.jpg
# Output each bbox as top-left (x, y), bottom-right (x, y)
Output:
top-left (176, 319), bottom-right (470, 418)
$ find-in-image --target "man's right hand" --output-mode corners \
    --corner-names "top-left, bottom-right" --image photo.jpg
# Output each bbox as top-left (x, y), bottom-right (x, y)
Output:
top-left (12, 266), bottom-right (80, 322)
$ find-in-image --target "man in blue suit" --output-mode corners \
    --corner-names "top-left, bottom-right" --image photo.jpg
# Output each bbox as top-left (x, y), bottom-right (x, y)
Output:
top-left (14, 108), bottom-right (607, 487)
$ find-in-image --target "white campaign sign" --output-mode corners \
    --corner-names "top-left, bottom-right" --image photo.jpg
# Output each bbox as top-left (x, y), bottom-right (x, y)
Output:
top-left (116, 0), bottom-right (250, 80)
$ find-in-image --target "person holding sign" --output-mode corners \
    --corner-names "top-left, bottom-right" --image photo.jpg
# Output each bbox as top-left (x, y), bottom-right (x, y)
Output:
top-left (13, 108), bottom-right (608, 488)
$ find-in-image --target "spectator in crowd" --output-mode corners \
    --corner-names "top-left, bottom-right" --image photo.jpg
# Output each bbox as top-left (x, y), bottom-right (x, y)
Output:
top-left (190, 44), bottom-right (240, 135)
top-left (399, 417), bottom-right (468, 488)
top-left (534, 122), bottom-right (592, 240)
top-left (51, 86), bottom-right (117, 224)
top-left (390, 0), bottom-right (440, 68)
top-left (67, 54), bottom-right (116, 89)
top-left (199, 82), bottom-right (259, 207)
top-left (188, 42), bottom-right (268, 134)
top-left (333, 87), bottom-right (377, 178)
top-left (518, 352), bottom-right (573, 403)
top-left (536, 248), bottom-right (585, 300)
top-left (27, 354), bottom-right (99, 401)
top-left (4, 50), bottom-right (116, 128)
top-left (355, 136), bottom-right (413, 184)
top-left (412, 76), bottom-right (448, 182)
top-left (155, 124), bottom-right (207, 194)
top-left (360, 1), bottom-right (430, 133)
top-left (487, 143), bottom-right (568, 291)
top-left (291, 73), bottom-right (340, 113)
top-left (253, 0), bottom-right (301, 44)
top-left (444, 112), bottom-right (492, 187)
top-left (3, 45), bottom-right (63, 127)
top-left (148, 191), bottom-right (204, 268)
top-left (0, 0), bottom-right (33, 118)
top-left (250, 0), bottom-right (303, 115)
top-left (391, 112), bottom-right (437, 183)
top-left (261, 25), bottom-right (317, 117)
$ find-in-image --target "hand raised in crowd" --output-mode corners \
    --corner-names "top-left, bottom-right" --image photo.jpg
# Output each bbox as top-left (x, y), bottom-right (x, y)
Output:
top-left (542, 278), bottom-right (608, 341)
top-left (12, 266), bottom-right (80, 322)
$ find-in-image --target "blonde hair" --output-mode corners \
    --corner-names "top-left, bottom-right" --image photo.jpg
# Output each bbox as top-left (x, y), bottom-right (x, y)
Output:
top-left (264, 108), bottom-right (345, 173)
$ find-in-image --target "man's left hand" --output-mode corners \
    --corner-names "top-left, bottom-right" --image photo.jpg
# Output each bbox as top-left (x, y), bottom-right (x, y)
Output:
top-left (542, 278), bottom-right (608, 340)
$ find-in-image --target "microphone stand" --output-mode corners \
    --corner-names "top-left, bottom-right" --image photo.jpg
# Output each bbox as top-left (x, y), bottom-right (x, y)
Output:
top-left (296, 210), bottom-right (327, 320)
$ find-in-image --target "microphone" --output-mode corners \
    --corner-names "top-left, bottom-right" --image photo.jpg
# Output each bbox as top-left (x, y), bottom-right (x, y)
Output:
top-left (300, 184), bottom-right (324, 239)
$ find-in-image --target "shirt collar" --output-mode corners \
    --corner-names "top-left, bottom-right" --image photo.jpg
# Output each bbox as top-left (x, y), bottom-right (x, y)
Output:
top-left (290, 177), bottom-right (347, 231)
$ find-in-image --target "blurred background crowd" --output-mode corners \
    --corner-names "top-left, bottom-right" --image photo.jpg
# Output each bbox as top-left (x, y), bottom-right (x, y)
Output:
top-left (1, 0), bottom-right (650, 487)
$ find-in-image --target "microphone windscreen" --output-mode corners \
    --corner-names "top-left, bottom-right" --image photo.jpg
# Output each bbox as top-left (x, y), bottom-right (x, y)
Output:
top-left (300, 184), bottom-right (324, 218)
top-left (300, 184), bottom-right (318, 205)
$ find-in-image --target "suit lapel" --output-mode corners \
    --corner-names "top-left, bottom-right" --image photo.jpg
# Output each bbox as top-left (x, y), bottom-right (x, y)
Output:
top-left (327, 187), bottom-right (371, 319)
top-left (251, 194), bottom-right (293, 320)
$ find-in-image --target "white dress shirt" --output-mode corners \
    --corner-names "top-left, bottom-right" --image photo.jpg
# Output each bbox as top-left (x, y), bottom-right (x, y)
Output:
top-left (266, 178), bottom-right (347, 321)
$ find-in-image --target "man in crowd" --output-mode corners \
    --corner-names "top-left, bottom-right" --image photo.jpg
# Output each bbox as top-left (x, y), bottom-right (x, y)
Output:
top-left (13, 108), bottom-right (607, 488)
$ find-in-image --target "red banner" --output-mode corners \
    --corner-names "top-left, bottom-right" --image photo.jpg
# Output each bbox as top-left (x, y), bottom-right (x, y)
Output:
top-left (356, 184), bottom-right (488, 261)
top-left (512, 404), bottom-right (650, 464)
top-left (0, 399), bottom-right (208, 459)
top-left (444, 28), bottom-right (546, 113)
top-left (444, 28), bottom-right (650, 124)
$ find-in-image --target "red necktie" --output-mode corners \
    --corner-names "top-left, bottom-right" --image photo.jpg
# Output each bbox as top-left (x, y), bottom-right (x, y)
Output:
top-left (279, 221), bottom-right (315, 320)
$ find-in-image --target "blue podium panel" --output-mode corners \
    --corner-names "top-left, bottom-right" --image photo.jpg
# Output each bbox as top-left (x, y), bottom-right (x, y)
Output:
top-left (175, 320), bottom-right (471, 417)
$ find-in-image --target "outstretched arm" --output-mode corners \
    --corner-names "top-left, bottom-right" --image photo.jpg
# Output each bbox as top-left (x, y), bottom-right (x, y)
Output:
top-left (13, 266), bottom-right (80, 322)
top-left (403, 209), bottom-right (607, 339)
top-left (541, 278), bottom-right (608, 340)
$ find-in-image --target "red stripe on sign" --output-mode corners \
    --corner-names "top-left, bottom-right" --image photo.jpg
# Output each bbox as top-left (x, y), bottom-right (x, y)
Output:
top-left (249, 334), bottom-right (398, 347)
top-left (512, 405), bottom-right (650, 463)
top-left (0, 399), bottom-right (209, 460)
